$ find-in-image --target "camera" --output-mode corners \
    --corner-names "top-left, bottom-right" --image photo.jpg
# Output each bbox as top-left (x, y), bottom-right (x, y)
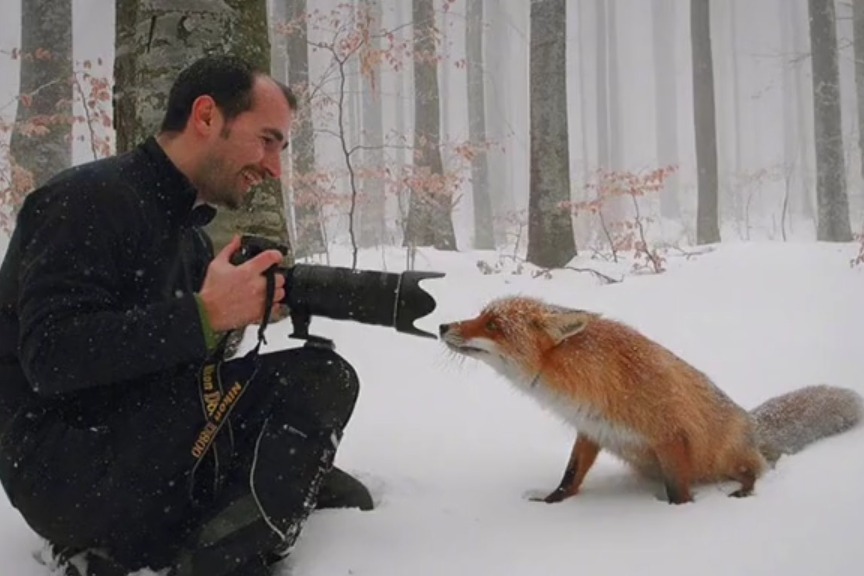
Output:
top-left (229, 235), bottom-right (445, 344)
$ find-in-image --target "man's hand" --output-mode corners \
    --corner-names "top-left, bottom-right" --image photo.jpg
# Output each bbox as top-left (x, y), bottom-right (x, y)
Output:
top-left (198, 235), bottom-right (287, 332)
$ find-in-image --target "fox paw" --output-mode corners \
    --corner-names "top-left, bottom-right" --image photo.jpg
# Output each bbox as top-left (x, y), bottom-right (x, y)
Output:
top-left (526, 488), bottom-right (572, 503)
top-left (729, 488), bottom-right (753, 498)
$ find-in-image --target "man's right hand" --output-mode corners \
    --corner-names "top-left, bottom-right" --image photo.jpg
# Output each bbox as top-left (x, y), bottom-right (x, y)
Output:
top-left (197, 235), bottom-right (287, 332)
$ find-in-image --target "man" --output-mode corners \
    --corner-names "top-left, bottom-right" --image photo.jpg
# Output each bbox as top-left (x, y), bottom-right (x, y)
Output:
top-left (0, 55), bottom-right (372, 576)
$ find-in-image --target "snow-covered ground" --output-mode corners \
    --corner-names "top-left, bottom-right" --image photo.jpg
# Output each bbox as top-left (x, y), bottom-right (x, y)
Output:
top-left (1, 239), bottom-right (862, 576)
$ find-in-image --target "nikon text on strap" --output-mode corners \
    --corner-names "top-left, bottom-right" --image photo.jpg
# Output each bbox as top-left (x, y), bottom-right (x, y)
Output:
top-left (188, 267), bottom-right (279, 494)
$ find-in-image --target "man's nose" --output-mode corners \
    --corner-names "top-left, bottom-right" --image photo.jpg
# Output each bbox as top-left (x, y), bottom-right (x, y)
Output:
top-left (262, 150), bottom-right (282, 179)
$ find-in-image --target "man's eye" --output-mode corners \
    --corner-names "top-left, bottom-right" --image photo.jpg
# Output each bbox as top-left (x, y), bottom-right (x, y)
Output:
top-left (261, 136), bottom-right (283, 153)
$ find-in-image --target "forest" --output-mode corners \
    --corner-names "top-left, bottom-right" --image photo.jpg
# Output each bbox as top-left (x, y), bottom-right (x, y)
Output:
top-left (0, 0), bottom-right (862, 272)
top-left (0, 4), bottom-right (862, 576)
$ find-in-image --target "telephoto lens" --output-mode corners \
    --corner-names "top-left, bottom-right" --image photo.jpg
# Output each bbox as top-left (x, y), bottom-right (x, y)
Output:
top-left (287, 264), bottom-right (444, 339)
top-left (230, 235), bottom-right (444, 339)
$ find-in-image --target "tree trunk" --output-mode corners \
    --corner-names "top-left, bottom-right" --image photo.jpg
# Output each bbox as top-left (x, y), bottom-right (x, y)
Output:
top-left (853, 0), bottom-right (864, 195)
top-left (346, 1), bottom-right (361, 212)
top-left (595, 0), bottom-right (625, 224)
top-left (439, 3), bottom-right (450, 154)
top-left (728, 0), bottom-right (744, 219)
top-left (269, 0), bottom-right (295, 246)
top-left (484, 0), bottom-right (512, 246)
top-left (392, 0), bottom-right (409, 243)
top-left (358, 0), bottom-right (386, 248)
top-left (114, 0), bottom-right (290, 255)
top-left (807, 0), bottom-right (852, 241)
top-left (651, 0), bottom-right (680, 220)
top-left (283, 0), bottom-right (326, 258)
top-left (573, 0), bottom-right (595, 247)
top-left (575, 0), bottom-right (591, 175)
top-left (526, 0), bottom-right (575, 268)
top-left (466, 0), bottom-right (494, 250)
top-left (10, 0), bottom-right (72, 198)
top-left (791, 0), bottom-right (817, 223)
top-left (779, 0), bottom-right (797, 232)
top-left (690, 0), bottom-right (721, 244)
top-left (404, 0), bottom-right (457, 250)
top-left (608, 0), bottom-right (623, 171)
top-left (595, 0), bottom-right (610, 170)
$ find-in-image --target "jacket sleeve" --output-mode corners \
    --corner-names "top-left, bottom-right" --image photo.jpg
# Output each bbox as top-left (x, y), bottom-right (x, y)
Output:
top-left (16, 181), bottom-right (210, 396)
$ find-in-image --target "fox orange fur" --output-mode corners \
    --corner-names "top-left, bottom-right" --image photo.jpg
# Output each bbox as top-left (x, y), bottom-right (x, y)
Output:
top-left (439, 296), bottom-right (863, 504)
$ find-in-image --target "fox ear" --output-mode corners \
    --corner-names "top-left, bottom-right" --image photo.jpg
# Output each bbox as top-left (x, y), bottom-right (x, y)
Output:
top-left (542, 310), bottom-right (591, 345)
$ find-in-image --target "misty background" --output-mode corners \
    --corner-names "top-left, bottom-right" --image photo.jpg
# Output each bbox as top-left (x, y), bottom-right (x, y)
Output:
top-left (0, 0), bottom-right (861, 258)
top-left (0, 4), bottom-right (862, 573)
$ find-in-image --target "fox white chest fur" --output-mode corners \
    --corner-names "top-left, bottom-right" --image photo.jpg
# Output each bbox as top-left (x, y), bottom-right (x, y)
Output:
top-left (481, 353), bottom-right (647, 453)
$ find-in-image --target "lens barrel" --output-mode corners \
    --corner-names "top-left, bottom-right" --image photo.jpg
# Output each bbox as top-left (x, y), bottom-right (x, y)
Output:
top-left (286, 265), bottom-right (443, 339)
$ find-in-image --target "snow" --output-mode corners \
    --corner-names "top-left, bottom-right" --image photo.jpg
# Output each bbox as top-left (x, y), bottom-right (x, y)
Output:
top-left (1, 240), bottom-right (863, 575)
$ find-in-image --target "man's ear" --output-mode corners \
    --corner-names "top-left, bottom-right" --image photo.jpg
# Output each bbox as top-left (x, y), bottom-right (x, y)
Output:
top-left (190, 95), bottom-right (218, 135)
top-left (542, 309), bottom-right (592, 345)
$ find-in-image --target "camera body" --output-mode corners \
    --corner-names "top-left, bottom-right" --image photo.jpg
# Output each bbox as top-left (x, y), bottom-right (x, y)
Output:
top-left (228, 235), bottom-right (293, 306)
top-left (229, 235), bottom-right (444, 343)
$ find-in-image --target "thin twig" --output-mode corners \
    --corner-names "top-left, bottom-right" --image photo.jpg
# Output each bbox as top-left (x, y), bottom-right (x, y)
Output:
top-left (597, 209), bottom-right (617, 263)
top-left (0, 77), bottom-right (66, 114)
top-left (562, 265), bottom-right (622, 284)
top-left (531, 265), bottom-right (622, 285)
top-left (72, 72), bottom-right (98, 161)
top-left (629, 193), bottom-right (663, 273)
top-left (661, 244), bottom-right (715, 259)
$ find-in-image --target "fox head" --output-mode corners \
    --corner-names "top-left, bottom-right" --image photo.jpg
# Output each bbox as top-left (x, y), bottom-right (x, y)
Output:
top-left (439, 296), bottom-right (594, 376)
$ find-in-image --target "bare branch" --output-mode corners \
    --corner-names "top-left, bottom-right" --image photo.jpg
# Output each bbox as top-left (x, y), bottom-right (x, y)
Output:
top-left (629, 193), bottom-right (663, 273)
top-left (347, 142), bottom-right (414, 156)
top-left (531, 265), bottom-right (622, 285)
top-left (313, 127), bottom-right (415, 156)
top-left (0, 77), bottom-right (67, 114)
top-left (72, 72), bottom-right (99, 161)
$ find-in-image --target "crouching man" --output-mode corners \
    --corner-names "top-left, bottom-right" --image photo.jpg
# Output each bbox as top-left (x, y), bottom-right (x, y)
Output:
top-left (0, 54), bottom-right (371, 576)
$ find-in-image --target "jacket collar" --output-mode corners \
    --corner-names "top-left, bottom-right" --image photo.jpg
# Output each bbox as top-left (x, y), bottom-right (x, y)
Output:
top-left (139, 136), bottom-right (217, 227)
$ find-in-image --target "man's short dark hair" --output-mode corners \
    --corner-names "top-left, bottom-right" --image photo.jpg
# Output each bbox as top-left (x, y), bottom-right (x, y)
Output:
top-left (159, 54), bottom-right (298, 133)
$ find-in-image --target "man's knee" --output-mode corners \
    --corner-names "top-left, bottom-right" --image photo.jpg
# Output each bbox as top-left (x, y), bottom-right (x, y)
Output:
top-left (262, 345), bottom-right (360, 433)
top-left (298, 345), bottom-right (360, 428)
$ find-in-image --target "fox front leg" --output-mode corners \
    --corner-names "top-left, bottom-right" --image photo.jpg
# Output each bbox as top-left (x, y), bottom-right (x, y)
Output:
top-left (532, 435), bottom-right (600, 503)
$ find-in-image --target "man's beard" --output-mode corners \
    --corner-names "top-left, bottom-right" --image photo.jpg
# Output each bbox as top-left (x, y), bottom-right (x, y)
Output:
top-left (197, 154), bottom-right (244, 210)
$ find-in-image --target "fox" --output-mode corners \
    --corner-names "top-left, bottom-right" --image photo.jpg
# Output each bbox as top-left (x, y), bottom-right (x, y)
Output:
top-left (439, 295), bottom-right (864, 505)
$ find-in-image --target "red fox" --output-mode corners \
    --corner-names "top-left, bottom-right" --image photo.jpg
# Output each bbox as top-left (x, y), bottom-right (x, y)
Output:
top-left (439, 296), bottom-right (863, 504)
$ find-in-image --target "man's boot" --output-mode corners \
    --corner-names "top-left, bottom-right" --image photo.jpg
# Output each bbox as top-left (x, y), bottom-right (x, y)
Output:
top-left (315, 466), bottom-right (374, 511)
top-left (170, 504), bottom-right (285, 576)
top-left (171, 416), bottom-right (337, 576)
top-left (55, 547), bottom-right (131, 576)
top-left (171, 345), bottom-right (363, 575)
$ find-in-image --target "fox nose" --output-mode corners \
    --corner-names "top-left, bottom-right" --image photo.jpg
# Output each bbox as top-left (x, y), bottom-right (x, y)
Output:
top-left (439, 324), bottom-right (450, 337)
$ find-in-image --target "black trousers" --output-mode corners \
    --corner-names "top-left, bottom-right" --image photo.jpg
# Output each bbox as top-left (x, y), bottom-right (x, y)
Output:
top-left (0, 344), bottom-right (360, 572)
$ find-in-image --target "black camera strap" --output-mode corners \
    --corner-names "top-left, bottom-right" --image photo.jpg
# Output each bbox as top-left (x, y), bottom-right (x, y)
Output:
top-left (188, 267), bottom-right (279, 496)
top-left (257, 266), bottom-right (276, 345)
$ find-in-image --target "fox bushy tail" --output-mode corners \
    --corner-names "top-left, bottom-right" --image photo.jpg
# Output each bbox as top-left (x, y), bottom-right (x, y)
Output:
top-left (751, 385), bottom-right (864, 464)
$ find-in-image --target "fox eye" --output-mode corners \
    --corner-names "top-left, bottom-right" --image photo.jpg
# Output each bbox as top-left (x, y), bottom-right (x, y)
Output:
top-left (486, 320), bottom-right (500, 332)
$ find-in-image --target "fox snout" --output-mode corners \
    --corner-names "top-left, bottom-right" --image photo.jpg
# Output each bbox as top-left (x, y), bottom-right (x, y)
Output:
top-left (439, 323), bottom-right (453, 337)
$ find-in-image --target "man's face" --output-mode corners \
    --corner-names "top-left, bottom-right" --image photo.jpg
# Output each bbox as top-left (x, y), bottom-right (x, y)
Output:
top-left (197, 76), bottom-right (292, 209)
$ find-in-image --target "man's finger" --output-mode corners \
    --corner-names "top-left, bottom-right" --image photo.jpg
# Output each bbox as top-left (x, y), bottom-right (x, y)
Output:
top-left (215, 234), bottom-right (242, 263)
top-left (243, 249), bottom-right (284, 274)
top-left (263, 296), bottom-right (285, 320)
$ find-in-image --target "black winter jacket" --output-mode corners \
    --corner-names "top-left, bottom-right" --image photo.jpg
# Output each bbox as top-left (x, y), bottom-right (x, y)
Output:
top-left (0, 137), bottom-right (216, 431)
